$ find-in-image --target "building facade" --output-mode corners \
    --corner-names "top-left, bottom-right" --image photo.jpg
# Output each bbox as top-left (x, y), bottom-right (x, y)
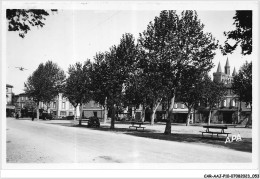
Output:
top-left (6, 84), bottom-right (15, 117)
top-left (196, 58), bottom-right (251, 124)
top-left (13, 93), bottom-right (104, 119)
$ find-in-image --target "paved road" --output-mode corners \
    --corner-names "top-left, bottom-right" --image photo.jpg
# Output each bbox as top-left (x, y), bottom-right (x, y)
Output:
top-left (6, 118), bottom-right (251, 163)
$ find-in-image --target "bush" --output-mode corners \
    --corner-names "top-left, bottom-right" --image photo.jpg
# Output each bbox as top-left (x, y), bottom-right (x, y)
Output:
top-left (87, 116), bottom-right (100, 128)
top-left (40, 113), bottom-right (53, 120)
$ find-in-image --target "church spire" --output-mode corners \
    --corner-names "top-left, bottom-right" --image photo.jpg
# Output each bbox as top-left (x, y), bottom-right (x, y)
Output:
top-left (232, 67), bottom-right (237, 76)
top-left (225, 57), bottom-right (230, 67)
top-left (225, 57), bottom-right (230, 75)
top-left (217, 62), bottom-right (222, 73)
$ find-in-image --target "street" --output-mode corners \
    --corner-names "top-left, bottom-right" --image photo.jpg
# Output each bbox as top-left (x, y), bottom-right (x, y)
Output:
top-left (6, 118), bottom-right (251, 163)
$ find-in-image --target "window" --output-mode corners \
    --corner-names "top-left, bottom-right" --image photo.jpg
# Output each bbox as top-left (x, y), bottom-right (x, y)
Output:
top-left (60, 111), bottom-right (66, 116)
top-left (231, 100), bottom-right (235, 107)
top-left (70, 103), bottom-right (73, 109)
top-left (181, 104), bottom-right (185, 109)
top-left (53, 102), bottom-right (56, 109)
top-left (223, 100), bottom-right (226, 107)
top-left (91, 101), bottom-right (94, 107)
top-left (69, 112), bottom-right (73, 116)
top-left (62, 102), bottom-right (65, 109)
top-left (21, 103), bottom-right (24, 108)
top-left (21, 97), bottom-right (24, 101)
top-left (97, 103), bottom-right (100, 108)
top-left (174, 103), bottom-right (177, 109)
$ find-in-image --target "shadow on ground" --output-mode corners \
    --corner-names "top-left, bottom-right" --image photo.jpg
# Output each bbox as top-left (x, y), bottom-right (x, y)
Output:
top-left (125, 132), bottom-right (252, 153)
top-left (48, 122), bottom-right (252, 153)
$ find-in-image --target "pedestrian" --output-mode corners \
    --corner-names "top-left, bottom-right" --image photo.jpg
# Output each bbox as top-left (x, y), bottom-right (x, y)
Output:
top-left (32, 113), bottom-right (34, 121)
top-left (16, 112), bottom-right (19, 119)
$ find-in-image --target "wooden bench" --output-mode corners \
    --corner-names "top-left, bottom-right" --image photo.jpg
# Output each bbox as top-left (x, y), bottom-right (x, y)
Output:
top-left (201, 131), bottom-right (231, 138)
top-left (76, 118), bottom-right (89, 125)
top-left (129, 121), bottom-right (145, 131)
top-left (201, 125), bottom-right (231, 138)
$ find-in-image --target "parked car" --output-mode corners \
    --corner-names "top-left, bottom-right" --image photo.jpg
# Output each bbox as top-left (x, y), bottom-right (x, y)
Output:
top-left (87, 116), bottom-right (100, 128)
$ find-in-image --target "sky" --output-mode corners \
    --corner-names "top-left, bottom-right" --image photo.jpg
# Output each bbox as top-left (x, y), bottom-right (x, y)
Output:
top-left (6, 9), bottom-right (251, 94)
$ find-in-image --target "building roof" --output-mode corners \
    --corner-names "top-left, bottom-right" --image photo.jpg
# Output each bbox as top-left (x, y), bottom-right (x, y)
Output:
top-left (217, 62), bottom-right (222, 73)
top-left (6, 84), bottom-right (13, 88)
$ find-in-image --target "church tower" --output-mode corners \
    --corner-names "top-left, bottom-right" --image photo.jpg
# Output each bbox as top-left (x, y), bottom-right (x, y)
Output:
top-left (213, 62), bottom-right (222, 82)
top-left (217, 62), bottom-right (222, 73)
top-left (225, 58), bottom-right (230, 75)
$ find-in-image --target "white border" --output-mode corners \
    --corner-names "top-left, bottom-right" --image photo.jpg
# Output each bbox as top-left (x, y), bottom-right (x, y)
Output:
top-left (1, 0), bottom-right (259, 178)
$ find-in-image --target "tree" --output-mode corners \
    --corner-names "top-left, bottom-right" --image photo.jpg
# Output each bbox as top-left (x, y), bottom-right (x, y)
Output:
top-left (63, 61), bottom-right (92, 124)
top-left (91, 33), bottom-right (138, 129)
top-left (177, 67), bottom-right (205, 126)
top-left (24, 61), bottom-right (66, 120)
top-left (222, 10), bottom-right (252, 55)
top-left (201, 76), bottom-right (227, 125)
top-left (6, 9), bottom-right (57, 38)
top-left (124, 49), bottom-right (164, 124)
top-left (23, 100), bottom-right (37, 117)
top-left (232, 61), bottom-right (252, 127)
top-left (139, 10), bottom-right (218, 134)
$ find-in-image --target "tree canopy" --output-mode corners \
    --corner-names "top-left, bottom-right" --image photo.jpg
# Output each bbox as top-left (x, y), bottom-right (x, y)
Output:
top-left (24, 61), bottom-right (65, 119)
top-left (90, 33), bottom-right (138, 129)
top-left (222, 10), bottom-right (252, 55)
top-left (201, 76), bottom-right (227, 125)
top-left (6, 9), bottom-right (57, 38)
top-left (232, 61), bottom-right (252, 106)
top-left (139, 10), bottom-right (218, 134)
top-left (177, 67), bottom-right (206, 126)
top-left (63, 60), bottom-right (93, 120)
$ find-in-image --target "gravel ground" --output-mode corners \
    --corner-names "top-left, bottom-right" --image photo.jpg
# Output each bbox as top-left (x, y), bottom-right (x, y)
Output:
top-left (6, 118), bottom-right (252, 163)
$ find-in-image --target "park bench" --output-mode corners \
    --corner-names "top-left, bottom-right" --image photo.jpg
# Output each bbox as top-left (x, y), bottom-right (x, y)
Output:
top-left (76, 117), bottom-right (89, 125)
top-left (201, 125), bottom-right (231, 138)
top-left (129, 121), bottom-right (145, 131)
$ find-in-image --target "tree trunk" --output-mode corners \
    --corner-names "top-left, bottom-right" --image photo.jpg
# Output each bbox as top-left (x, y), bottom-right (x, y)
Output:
top-left (103, 106), bottom-right (108, 124)
top-left (74, 105), bottom-right (77, 121)
top-left (164, 94), bottom-right (175, 135)
top-left (79, 104), bottom-right (83, 126)
top-left (151, 99), bottom-right (162, 125)
top-left (132, 107), bottom-right (136, 120)
top-left (208, 109), bottom-right (212, 125)
top-left (245, 103), bottom-right (252, 128)
top-left (141, 105), bottom-right (146, 122)
top-left (186, 107), bottom-right (192, 126)
top-left (110, 105), bottom-right (115, 129)
top-left (36, 102), bottom-right (40, 120)
top-left (103, 97), bottom-right (108, 124)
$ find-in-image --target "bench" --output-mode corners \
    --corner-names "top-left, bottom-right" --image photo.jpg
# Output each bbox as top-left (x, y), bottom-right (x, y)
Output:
top-left (201, 125), bottom-right (231, 138)
top-left (129, 121), bottom-right (145, 131)
top-left (76, 118), bottom-right (89, 125)
top-left (201, 131), bottom-right (231, 138)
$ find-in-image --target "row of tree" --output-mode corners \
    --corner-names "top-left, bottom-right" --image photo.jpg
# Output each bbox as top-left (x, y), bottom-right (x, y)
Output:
top-left (24, 10), bottom-right (252, 134)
